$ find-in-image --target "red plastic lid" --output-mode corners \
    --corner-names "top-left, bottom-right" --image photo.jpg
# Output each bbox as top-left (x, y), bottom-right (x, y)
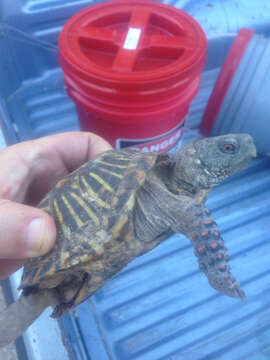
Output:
top-left (59, 0), bottom-right (206, 87)
top-left (200, 28), bottom-right (255, 136)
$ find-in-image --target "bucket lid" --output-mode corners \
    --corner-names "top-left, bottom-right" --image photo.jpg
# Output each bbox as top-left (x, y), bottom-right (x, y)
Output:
top-left (200, 28), bottom-right (255, 136)
top-left (59, 0), bottom-right (206, 85)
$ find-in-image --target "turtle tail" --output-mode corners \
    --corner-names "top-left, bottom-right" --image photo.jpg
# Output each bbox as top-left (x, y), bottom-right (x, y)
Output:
top-left (0, 288), bottom-right (58, 348)
top-left (190, 206), bottom-right (246, 301)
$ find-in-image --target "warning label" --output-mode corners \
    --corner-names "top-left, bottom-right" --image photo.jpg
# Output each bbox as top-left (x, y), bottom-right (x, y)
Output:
top-left (116, 122), bottom-right (185, 153)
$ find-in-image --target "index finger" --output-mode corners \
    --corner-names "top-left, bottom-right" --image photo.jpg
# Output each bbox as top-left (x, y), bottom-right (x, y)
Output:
top-left (0, 132), bottom-right (112, 204)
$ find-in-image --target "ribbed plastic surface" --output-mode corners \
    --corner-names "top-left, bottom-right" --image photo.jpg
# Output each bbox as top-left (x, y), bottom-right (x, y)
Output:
top-left (62, 155), bottom-right (269, 360)
top-left (0, 1), bottom-right (270, 360)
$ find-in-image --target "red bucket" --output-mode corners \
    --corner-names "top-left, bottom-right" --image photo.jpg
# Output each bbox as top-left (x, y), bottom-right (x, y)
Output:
top-left (59, 0), bottom-right (207, 152)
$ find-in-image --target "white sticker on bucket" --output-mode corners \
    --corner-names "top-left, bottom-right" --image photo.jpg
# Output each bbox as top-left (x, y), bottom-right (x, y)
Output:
top-left (123, 28), bottom-right (142, 50)
top-left (115, 121), bottom-right (186, 153)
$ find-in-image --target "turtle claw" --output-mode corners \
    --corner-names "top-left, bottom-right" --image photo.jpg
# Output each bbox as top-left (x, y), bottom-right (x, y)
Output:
top-left (231, 282), bottom-right (246, 302)
top-left (207, 271), bottom-right (246, 301)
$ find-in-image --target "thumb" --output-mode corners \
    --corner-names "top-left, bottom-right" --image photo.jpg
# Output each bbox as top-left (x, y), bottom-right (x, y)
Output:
top-left (0, 200), bottom-right (56, 259)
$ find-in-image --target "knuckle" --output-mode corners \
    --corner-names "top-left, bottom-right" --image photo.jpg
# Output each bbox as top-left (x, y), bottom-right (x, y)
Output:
top-left (0, 184), bottom-right (14, 200)
top-left (0, 198), bottom-right (11, 207)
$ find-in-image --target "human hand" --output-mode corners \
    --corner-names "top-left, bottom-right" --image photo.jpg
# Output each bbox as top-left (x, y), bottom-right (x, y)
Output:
top-left (0, 132), bottom-right (112, 279)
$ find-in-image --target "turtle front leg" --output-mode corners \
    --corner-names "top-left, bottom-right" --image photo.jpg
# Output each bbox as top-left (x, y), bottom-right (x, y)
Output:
top-left (172, 204), bottom-right (246, 301)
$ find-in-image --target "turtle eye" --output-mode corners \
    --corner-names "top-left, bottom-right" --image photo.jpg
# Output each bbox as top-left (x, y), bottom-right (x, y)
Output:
top-left (222, 143), bottom-right (236, 153)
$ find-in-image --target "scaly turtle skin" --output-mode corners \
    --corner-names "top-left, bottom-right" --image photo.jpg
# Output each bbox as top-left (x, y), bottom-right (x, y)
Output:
top-left (0, 134), bottom-right (256, 347)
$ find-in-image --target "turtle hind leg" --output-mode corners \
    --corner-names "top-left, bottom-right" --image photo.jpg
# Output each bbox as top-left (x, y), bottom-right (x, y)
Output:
top-left (22, 284), bottom-right (39, 296)
top-left (51, 273), bottom-right (89, 318)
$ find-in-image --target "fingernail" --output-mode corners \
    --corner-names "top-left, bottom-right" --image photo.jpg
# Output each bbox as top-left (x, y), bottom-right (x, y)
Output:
top-left (25, 218), bottom-right (48, 257)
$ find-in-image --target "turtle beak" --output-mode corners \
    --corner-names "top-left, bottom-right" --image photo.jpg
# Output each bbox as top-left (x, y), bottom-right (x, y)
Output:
top-left (234, 134), bottom-right (257, 174)
top-left (251, 147), bottom-right (257, 158)
top-left (244, 133), bottom-right (257, 158)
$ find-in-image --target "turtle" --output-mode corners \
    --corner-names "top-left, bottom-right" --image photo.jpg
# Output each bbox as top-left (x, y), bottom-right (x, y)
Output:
top-left (0, 133), bottom-right (256, 347)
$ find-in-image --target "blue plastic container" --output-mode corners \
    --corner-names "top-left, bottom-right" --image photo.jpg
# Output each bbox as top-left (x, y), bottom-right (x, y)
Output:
top-left (0, 1), bottom-right (270, 360)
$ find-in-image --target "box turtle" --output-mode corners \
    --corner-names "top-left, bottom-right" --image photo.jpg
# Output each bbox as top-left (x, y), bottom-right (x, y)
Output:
top-left (0, 134), bottom-right (256, 347)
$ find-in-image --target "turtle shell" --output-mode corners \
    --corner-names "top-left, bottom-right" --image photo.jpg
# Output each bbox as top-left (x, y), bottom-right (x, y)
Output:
top-left (20, 149), bottom-right (163, 292)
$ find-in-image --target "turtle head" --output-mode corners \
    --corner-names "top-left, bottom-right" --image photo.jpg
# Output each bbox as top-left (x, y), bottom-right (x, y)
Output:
top-left (172, 134), bottom-right (256, 190)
